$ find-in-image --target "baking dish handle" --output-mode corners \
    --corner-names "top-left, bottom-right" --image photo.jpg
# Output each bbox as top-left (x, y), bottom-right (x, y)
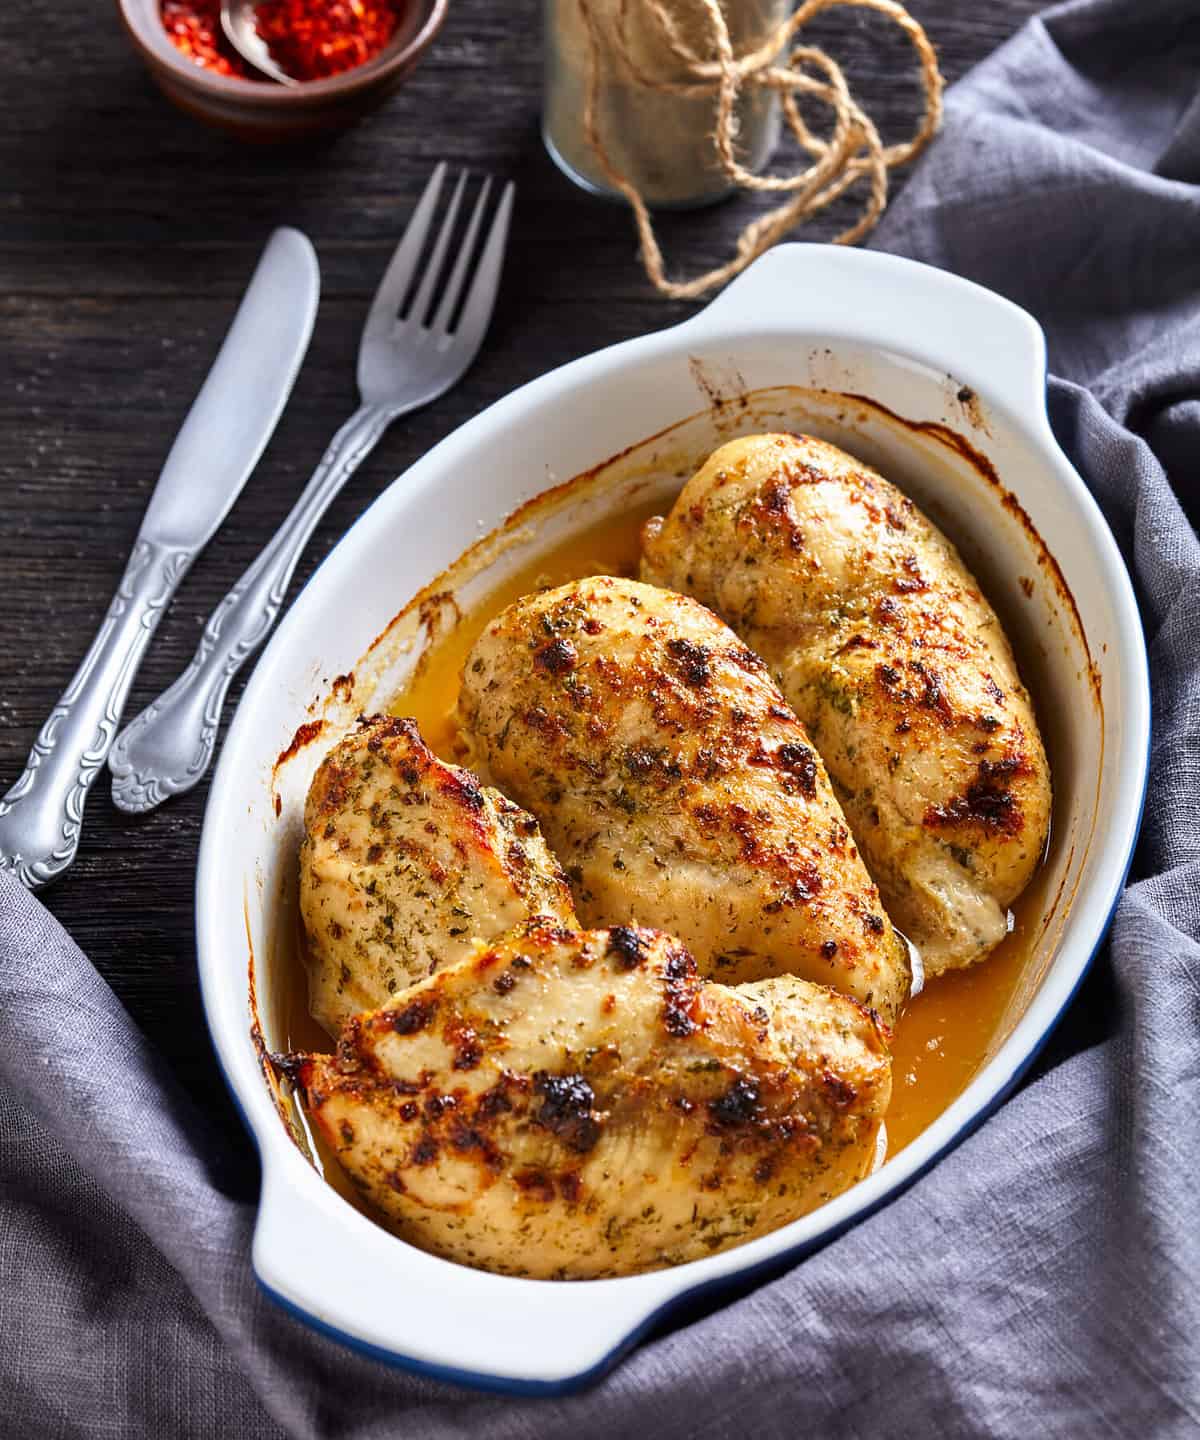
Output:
top-left (684, 244), bottom-right (1049, 422)
top-left (251, 1145), bottom-right (683, 1392)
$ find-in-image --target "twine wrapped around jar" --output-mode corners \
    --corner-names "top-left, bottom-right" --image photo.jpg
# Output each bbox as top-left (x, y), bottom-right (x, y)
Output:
top-left (543, 0), bottom-right (944, 299)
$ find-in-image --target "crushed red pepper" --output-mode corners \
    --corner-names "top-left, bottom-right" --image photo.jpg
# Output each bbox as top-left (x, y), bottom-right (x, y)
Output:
top-left (160, 0), bottom-right (404, 83)
top-left (255, 0), bottom-right (403, 80)
top-left (161, 0), bottom-right (254, 77)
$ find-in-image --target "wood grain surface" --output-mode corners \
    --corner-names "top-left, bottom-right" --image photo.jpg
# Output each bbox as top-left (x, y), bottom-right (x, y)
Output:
top-left (0, 0), bottom-right (1045, 1175)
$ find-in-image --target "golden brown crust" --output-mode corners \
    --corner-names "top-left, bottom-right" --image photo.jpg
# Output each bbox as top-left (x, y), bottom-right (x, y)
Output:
top-left (640, 433), bottom-right (1052, 974)
top-left (459, 577), bottom-right (911, 1022)
top-left (300, 715), bottom-right (576, 1035)
top-left (290, 922), bottom-right (891, 1279)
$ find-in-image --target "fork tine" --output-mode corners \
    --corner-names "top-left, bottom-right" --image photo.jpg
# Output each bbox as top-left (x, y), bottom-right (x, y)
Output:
top-left (361, 163), bottom-right (446, 343)
top-left (408, 169), bottom-right (467, 329)
top-left (432, 176), bottom-right (492, 335)
top-left (450, 181), bottom-right (515, 351)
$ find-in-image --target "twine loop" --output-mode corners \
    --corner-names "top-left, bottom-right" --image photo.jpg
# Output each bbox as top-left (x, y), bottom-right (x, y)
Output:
top-left (577, 0), bottom-right (944, 298)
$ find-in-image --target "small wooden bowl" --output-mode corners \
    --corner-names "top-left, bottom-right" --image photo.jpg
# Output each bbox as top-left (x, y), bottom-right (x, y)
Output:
top-left (116, 0), bottom-right (447, 139)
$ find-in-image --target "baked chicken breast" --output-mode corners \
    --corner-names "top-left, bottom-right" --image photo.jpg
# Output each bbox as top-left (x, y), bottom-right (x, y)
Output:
top-left (286, 920), bottom-right (890, 1279)
top-left (458, 576), bottom-right (910, 1023)
top-left (300, 715), bottom-right (576, 1035)
top-left (641, 433), bottom-right (1052, 975)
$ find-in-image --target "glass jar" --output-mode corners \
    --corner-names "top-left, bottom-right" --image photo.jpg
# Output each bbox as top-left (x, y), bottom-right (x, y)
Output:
top-left (542, 0), bottom-right (789, 210)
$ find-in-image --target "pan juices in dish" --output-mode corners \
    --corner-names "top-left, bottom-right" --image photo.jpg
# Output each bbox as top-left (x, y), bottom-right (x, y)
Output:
top-left (288, 715), bottom-right (891, 1279)
top-left (642, 434), bottom-right (1052, 979)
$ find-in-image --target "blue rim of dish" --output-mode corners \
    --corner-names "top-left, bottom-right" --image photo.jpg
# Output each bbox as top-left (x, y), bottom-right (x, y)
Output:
top-left (195, 355), bottom-right (1154, 1396)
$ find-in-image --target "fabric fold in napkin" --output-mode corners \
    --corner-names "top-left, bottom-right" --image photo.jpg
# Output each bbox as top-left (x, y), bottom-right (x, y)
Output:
top-left (2, 0), bottom-right (1198, 1432)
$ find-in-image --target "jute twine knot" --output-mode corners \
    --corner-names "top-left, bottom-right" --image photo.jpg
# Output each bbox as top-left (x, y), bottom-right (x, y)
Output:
top-left (577, 0), bottom-right (944, 299)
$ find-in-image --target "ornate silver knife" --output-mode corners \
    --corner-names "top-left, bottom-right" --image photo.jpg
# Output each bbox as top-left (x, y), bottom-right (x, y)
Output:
top-left (0, 227), bottom-right (320, 889)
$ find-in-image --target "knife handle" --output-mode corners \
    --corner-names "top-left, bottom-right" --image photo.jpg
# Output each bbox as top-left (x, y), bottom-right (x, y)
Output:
top-left (0, 539), bottom-right (192, 888)
top-left (109, 403), bottom-right (394, 814)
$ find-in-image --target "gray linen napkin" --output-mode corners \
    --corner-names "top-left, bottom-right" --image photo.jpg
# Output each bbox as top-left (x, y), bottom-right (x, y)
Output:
top-left (3, 0), bottom-right (1198, 1433)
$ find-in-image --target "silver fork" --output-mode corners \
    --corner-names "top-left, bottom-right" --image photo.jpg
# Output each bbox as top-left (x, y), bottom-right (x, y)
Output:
top-left (109, 164), bottom-right (514, 814)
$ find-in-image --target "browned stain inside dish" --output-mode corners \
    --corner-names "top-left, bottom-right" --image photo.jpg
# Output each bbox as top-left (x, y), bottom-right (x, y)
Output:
top-left (272, 502), bottom-right (1055, 1158)
top-left (247, 896), bottom-right (297, 1145)
top-left (275, 718), bottom-right (326, 775)
top-left (687, 355), bottom-right (752, 419)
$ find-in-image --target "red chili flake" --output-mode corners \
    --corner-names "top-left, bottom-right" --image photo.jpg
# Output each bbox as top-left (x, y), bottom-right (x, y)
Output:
top-left (160, 0), bottom-right (256, 78)
top-left (160, 0), bottom-right (403, 82)
top-left (255, 0), bottom-right (404, 81)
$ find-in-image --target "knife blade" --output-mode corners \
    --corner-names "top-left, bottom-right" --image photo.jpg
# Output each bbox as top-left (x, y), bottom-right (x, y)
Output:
top-left (0, 226), bottom-right (320, 889)
top-left (143, 227), bottom-right (319, 548)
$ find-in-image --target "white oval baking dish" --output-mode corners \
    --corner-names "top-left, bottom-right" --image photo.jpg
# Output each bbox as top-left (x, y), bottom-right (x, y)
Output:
top-left (196, 244), bottom-right (1149, 1393)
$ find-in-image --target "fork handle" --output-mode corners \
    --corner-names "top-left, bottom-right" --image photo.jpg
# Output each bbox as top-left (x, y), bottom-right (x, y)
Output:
top-left (109, 403), bottom-right (393, 814)
top-left (0, 539), bottom-right (193, 887)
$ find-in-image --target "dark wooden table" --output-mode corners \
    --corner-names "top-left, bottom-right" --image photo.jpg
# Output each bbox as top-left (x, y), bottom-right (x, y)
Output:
top-left (1, 0), bottom-right (1044, 1178)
